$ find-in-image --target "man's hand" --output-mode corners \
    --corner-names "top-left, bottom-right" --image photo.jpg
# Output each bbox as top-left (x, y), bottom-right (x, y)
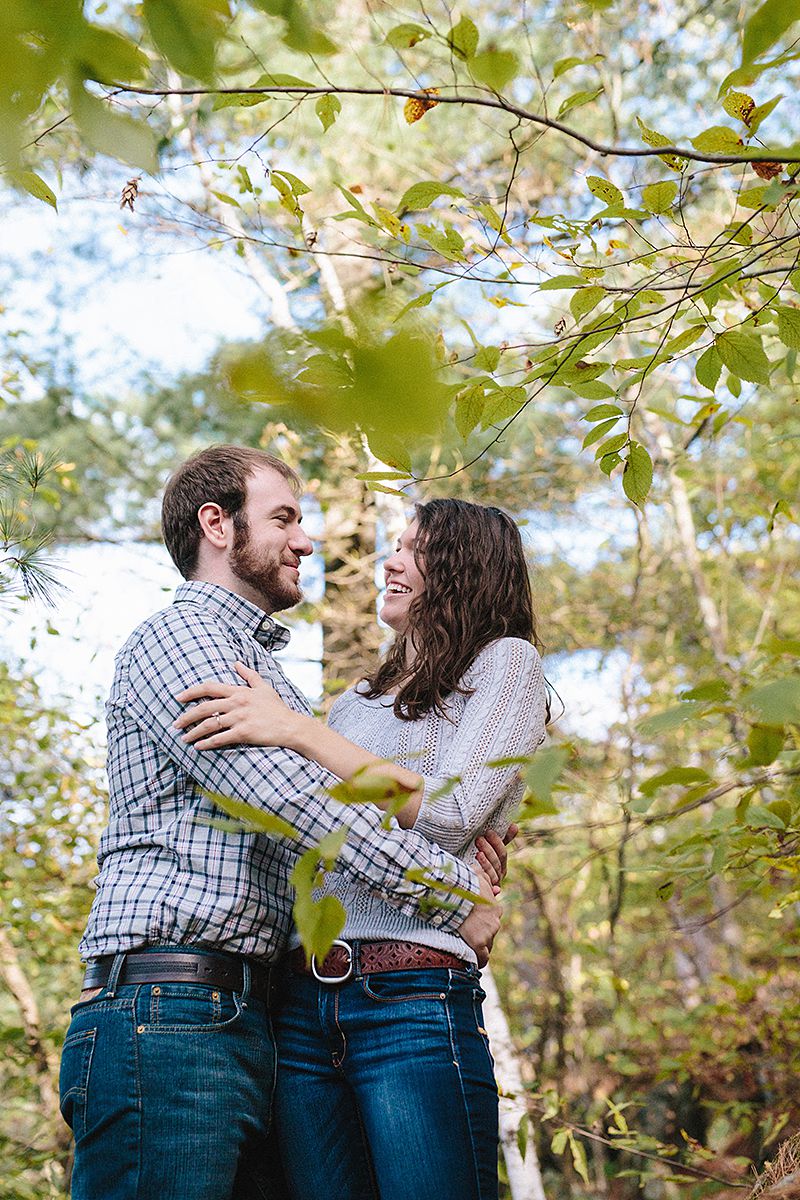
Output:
top-left (475, 823), bottom-right (520, 893)
top-left (458, 865), bottom-right (502, 967)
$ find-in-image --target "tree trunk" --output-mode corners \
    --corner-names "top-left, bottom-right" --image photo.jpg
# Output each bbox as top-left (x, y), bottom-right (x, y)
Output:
top-left (0, 927), bottom-right (72, 1181)
top-left (482, 967), bottom-right (548, 1200)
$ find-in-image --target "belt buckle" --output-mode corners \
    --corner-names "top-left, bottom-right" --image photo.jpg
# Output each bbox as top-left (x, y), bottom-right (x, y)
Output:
top-left (311, 939), bottom-right (353, 985)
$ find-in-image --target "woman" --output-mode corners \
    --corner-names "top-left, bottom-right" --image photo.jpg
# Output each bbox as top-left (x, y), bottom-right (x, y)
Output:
top-left (176, 499), bottom-right (548, 1200)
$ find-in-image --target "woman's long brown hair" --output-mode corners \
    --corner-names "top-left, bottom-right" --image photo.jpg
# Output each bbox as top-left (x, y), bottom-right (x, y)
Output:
top-left (362, 498), bottom-right (543, 720)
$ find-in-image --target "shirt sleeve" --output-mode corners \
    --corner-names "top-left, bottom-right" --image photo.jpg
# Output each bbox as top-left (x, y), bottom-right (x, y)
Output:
top-left (412, 639), bottom-right (547, 853)
top-left (117, 604), bottom-right (476, 931)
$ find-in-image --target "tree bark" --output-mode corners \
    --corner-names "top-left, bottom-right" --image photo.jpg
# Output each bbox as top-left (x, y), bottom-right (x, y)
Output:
top-left (482, 966), bottom-right (548, 1200)
top-left (0, 927), bottom-right (71, 1174)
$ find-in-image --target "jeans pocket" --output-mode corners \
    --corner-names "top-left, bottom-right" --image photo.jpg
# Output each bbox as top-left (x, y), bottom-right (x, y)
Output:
top-left (59, 1027), bottom-right (97, 1140)
top-left (137, 983), bottom-right (244, 1033)
top-left (359, 969), bottom-right (449, 1005)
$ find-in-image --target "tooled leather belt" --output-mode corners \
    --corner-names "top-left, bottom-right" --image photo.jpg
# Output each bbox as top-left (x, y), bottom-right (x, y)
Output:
top-left (287, 939), bottom-right (470, 983)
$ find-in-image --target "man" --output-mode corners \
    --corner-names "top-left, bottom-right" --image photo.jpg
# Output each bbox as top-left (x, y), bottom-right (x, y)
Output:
top-left (60, 445), bottom-right (502, 1200)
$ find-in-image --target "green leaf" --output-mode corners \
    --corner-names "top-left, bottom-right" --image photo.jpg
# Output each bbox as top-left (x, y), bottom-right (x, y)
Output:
top-left (540, 274), bottom-right (587, 290)
top-left (639, 767), bottom-right (710, 797)
top-left (291, 827), bottom-right (348, 962)
top-left (551, 1128), bottom-right (569, 1156)
top-left (768, 499), bottom-right (794, 531)
top-left (642, 180), bottom-right (677, 214)
top-left (385, 23), bottom-right (431, 48)
top-left (470, 48), bottom-right (519, 90)
top-left (742, 676), bottom-right (800, 725)
top-left (748, 94), bottom-right (783, 135)
top-left (742, 0), bottom-right (800, 63)
top-left (398, 181), bottom-right (463, 211)
top-left (696, 345), bottom-right (722, 391)
top-left (71, 85), bottom-right (158, 172)
top-left (595, 432), bottom-right (628, 459)
top-left (746, 725), bottom-right (785, 766)
top-left (448, 15), bottom-right (480, 60)
top-left (715, 330), bottom-right (771, 384)
top-left (570, 1133), bottom-right (590, 1185)
top-left (315, 94), bottom-right (341, 131)
top-left (582, 403), bottom-right (623, 421)
top-left (455, 385), bottom-right (485, 439)
top-left (722, 91), bottom-right (756, 123)
top-left (9, 170), bottom-right (57, 210)
top-left (474, 345), bottom-right (501, 372)
top-left (776, 305), bottom-right (800, 350)
top-left (570, 285), bottom-right (605, 321)
top-left (554, 54), bottom-right (604, 77)
top-left (690, 125), bottom-right (742, 153)
top-left (636, 116), bottom-right (686, 171)
top-left (557, 87), bottom-right (603, 119)
top-left (638, 701), bottom-right (704, 736)
top-left (482, 386), bottom-right (527, 424)
top-left (587, 176), bottom-right (624, 207)
top-left (737, 185), bottom-right (773, 210)
top-left (622, 442), bottom-right (653, 506)
top-left (524, 747), bottom-right (569, 805)
top-left (143, 0), bottom-right (229, 81)
top-left (745, 804), bottom-right (786, 830)
top-left (582, 417), bottom-right (619, 448)
top-left (206, 792), bottom-right (299, 840)
top-left (571, 380), bottom-right (616, 400)
top-left (211, 190), bottom-right (240, 208)
top-left (255, 72), bottom-right (314, 88)
top-left (598, 451), bottom-right (622, 476)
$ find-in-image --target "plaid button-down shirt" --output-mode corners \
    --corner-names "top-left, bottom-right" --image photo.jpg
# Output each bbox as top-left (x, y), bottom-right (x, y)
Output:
top-left (80, 581), bottom-right (475, 961)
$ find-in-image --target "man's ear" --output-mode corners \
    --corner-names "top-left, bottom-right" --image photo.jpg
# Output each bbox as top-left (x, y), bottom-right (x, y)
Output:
top-left (197, 502), bottom-right (230, 550)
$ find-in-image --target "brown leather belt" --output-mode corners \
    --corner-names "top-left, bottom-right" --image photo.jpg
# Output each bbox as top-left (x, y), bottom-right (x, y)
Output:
top-left (82, 951), bottom-right (275, 1003)
top-left (288, 939), bottom-right (470, 984)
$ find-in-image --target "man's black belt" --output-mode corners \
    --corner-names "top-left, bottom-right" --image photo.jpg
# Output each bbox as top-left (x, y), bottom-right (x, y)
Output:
top-left (82, 951), bottom-right (275, 1003)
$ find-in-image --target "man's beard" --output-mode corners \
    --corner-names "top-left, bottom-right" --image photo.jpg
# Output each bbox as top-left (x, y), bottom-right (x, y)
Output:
top-left (230, 514), bottom-right (301, 612)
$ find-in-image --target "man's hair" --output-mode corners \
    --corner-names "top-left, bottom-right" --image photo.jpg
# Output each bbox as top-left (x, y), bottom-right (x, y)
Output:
top-left (161, 445), bottom-right (302, 579)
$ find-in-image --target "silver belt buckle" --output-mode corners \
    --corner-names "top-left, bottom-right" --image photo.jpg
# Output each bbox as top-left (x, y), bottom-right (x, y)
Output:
top-left (311, 939), bottom-right (354, 984)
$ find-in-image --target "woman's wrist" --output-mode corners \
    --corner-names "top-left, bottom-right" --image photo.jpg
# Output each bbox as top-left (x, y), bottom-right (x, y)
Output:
top-left (286, 711), bottom-right (323, 755)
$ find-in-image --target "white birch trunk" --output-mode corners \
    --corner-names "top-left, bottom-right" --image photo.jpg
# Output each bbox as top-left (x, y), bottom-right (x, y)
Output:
top-left (482, 966), bottom-right (548, 1200)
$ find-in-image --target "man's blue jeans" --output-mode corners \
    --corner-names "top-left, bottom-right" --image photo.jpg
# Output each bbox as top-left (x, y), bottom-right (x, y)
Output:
top-left (59, 950), bottom-right (280, 1200)
top-left (273, 964), bottom-right (499, 1200)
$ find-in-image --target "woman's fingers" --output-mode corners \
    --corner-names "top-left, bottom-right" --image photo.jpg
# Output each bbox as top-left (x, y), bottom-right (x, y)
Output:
top-left (475, 833), bottom-right (504, 887)
top-left (234, 661), bottom-right (265, 686)
top-left (174, 698), bottom-right (230, 730)
top-left (178, 713), bottom-right (230, 743)
top-left (176, 681), bottom-right (237, 704)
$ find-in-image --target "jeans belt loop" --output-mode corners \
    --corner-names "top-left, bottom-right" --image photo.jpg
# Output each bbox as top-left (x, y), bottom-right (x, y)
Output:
top-left (104, 951), bottom-right (127, 999)
top-left (311, 939), bottom-right (354, 984)
top-left (240, 958), bottom-right (252, 1005)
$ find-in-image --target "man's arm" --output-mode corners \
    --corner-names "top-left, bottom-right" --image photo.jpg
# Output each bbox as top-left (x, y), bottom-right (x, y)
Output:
top-left (121, 605), bottom-right (483, 936)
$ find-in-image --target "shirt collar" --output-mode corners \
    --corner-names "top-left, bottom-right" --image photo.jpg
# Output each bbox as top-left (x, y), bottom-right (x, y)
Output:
top-left (174, 581), bottom-right (291, 652)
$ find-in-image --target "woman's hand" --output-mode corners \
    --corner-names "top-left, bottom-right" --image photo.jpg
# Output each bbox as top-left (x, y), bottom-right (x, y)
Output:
top-left (174, 662), bottom-right (307, 750)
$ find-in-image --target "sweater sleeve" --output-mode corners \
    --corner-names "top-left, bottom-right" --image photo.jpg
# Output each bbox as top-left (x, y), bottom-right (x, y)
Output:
top-left (412, 639), bottom-right (546, 853)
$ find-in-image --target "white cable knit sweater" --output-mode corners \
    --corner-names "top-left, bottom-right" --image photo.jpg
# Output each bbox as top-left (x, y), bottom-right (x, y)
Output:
top-left (290, 637), bottom-right (547, 964)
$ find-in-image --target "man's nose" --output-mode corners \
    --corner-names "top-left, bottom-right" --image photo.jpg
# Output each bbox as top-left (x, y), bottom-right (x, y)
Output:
top-left (291, 528), bottom-right (314, 556)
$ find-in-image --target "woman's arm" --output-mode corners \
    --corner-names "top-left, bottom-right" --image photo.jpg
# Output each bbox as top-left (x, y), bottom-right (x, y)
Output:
top-left (175, 663), bottom-right (514, 882)
top-left (404, 639), bottom-right (547, 853)
top-left (175, 662), bottom-right (425, 820)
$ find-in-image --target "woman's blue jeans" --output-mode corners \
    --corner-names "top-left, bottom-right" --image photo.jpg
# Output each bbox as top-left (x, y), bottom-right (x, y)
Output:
top-left (273, 962), bottom-right (499, 1200)
top-left (59, 949), bottom-right (280, 1200)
